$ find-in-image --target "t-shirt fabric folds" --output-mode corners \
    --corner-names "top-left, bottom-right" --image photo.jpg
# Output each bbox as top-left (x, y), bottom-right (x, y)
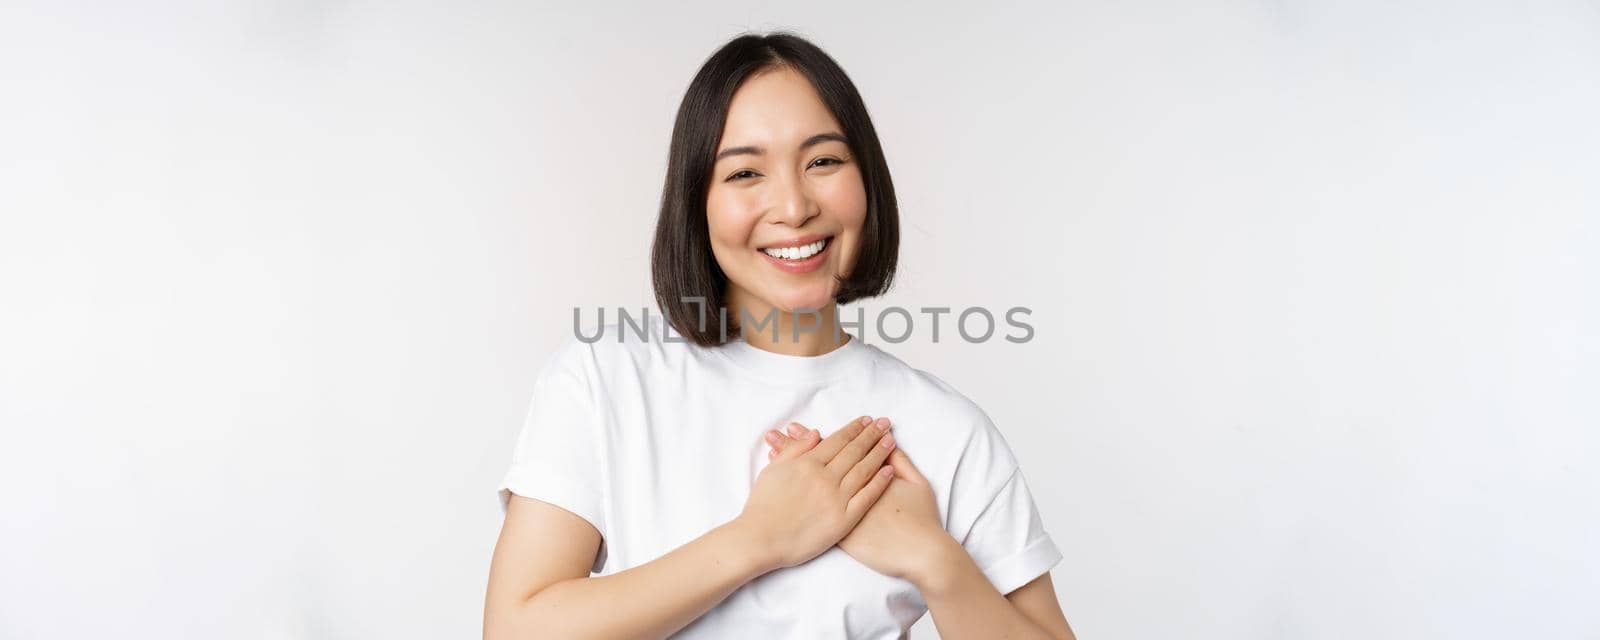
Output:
top-left (497, 314), bottom-right (1061, 639)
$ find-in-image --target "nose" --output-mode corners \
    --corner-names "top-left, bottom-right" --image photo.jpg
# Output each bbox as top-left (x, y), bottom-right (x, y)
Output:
top-left (768, 170), bottom-right (820, 227)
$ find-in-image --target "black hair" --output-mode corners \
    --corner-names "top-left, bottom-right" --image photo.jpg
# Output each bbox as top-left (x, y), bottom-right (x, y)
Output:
top-left (650, 31), bottom-right (900, 346)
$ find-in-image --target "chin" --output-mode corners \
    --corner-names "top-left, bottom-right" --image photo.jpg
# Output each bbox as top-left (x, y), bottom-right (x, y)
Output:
top-left (768, 285), bottom-right (836, 313)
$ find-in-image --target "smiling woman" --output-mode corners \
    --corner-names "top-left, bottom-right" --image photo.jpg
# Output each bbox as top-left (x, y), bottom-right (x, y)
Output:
top-left (704, 68), bottom-right (872, 322)
top-left (651, 36), bottom-right (899, 351)
top-left (484, 31), bottom-right (1075, 640)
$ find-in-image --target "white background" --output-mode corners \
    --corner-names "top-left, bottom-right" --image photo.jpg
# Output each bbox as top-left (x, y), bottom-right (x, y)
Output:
top-left (2, 2), bottom-right (1596, 638)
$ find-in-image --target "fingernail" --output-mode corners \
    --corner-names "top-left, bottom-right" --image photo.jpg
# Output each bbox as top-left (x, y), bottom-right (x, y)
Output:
top-left (875, 417), bottom-right (891, 432)
top-left (765, 430), bottom-right (781, 444)
top-left (786, 423), bottom-right (805, 437)
top-left (880, 433), bottom-right (896, 450)
top-left (859, 416), bottom-right (872, 426)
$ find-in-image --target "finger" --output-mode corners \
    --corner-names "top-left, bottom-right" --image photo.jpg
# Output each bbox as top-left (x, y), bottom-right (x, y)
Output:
top-left (765, 428), bottom-right (798, 456)
top-left (840, 426), bottom-right (897, 495)
top-left (782, 424), bottom-right (823, 450)
top-left (782, 426), bottom-right (821, 452)
top-left (844, 463), bottom-right (896, 523)
top-left (825, 417), bottom-right (892, 478)
top-left (772, 423), bottom-right (821, 461)
top-left (888, 448), bottom-right (926, 481)
top-left (804, 416), bottom-right (874, 463)
top-left (773, 423), bottom-right (813, 462)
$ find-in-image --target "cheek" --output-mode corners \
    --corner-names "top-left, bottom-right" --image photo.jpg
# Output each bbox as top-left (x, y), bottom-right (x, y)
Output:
top-left (817, 176), bottom-right (868, 269)
top-left (705, 192), bottom-right (742, 242)
top-left (705, 190), bottom-right (761, 265)
top-left (816, 175), bottom-right (868, 226)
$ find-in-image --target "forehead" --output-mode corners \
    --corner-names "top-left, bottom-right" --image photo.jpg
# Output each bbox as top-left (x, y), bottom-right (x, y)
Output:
top-left (720, 66), bottom-right (843, 145)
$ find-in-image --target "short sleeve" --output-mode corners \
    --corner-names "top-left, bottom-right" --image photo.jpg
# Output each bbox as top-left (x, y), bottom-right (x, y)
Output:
top-left (937, 398), bottom-right (1063, 597)
top-left (958, 466), bottom-right (1062, 595)
top-left (496, 339), bottom-right (608, 573)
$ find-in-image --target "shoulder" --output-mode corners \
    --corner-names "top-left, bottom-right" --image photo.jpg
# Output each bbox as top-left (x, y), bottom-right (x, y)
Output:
top-left (857, 346), bottom-right (1029, 521)
top-left (859, 344), bottom-right (1018, 466)
top-left (864, 344), bottom-right (992, 420)
top-left (546, 310), bottom-right (707, 382)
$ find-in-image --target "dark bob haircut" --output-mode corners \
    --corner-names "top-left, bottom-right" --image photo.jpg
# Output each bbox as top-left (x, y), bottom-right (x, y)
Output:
top-left (650, 31), bottom-right (900, 347)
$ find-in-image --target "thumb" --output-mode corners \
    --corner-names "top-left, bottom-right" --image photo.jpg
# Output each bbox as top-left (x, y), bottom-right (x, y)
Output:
top-left (845, 462), bottom-right (896, 523)
top-left (888, 448), bottom-right (926, 482)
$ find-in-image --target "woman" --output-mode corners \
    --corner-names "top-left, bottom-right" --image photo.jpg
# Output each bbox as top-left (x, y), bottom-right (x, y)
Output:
top-left (485, 32), bottom-right (1075, 639)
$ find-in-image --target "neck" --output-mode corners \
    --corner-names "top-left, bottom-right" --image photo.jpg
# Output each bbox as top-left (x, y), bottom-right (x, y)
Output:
top-left (725, 294), bottom-right (851, 357)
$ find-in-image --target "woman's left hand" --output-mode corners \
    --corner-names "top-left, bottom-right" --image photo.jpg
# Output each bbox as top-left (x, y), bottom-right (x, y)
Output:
top-left (764, 419), bottom-right (953, 583)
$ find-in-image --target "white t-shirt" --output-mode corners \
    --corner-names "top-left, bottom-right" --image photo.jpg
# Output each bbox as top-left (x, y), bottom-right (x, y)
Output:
top-left (496, 314), bottom-right (1061, 639)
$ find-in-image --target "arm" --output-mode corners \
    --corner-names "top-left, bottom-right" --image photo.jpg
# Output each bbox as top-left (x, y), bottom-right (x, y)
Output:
top-left (485, 418), bottom-right (896, 639)
top-left (761, 426), bottom-right (1075, 638)
top-left (912, 537), bottom-right (1076, 640)
top-left (483, 494), bottom-right (777, 640)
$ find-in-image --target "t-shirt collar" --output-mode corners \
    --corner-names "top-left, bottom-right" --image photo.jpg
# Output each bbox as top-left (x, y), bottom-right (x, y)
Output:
top-left (717, 329), bottom-right (874, 384)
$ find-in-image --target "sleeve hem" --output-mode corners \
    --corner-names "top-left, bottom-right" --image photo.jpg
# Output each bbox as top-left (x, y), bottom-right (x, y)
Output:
top-left (497, 468), bottom-right (608, 574)
top-left (497, 467), bottom-right (604, 531)
top-left (977, 533), bottom-right (1063, 596)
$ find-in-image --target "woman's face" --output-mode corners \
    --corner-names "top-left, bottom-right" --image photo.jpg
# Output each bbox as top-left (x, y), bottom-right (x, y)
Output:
top-left (706, 65), bottom-right (868, 316)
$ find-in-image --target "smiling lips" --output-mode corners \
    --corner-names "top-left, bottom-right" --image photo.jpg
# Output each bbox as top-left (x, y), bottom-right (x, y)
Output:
top-left (757, 235), bottom-right (833, 274)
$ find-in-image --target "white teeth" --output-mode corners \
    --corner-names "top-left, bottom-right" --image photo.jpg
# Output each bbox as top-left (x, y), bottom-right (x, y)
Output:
top-left (762, 238), bottom-right (827, 260)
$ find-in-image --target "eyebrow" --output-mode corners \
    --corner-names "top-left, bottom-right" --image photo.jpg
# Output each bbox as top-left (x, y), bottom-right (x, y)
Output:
top-left (714, 132), bottom-right (849, 162)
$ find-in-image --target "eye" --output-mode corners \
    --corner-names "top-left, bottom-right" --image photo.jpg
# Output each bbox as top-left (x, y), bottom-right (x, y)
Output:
top-left (809, 157), bottom-right (844, 169)
top-left (725, 169), bottom-right (760, 182)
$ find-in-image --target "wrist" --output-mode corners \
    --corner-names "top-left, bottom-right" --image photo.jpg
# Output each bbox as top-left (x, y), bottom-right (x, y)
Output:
top-left (719, 517), bottom-right (781, 577)
top-left (906, 532), bottom-right (968, 592)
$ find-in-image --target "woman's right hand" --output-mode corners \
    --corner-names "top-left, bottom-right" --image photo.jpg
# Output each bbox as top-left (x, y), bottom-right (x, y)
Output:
top-left (734, 415), bottom-right (898, 570)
